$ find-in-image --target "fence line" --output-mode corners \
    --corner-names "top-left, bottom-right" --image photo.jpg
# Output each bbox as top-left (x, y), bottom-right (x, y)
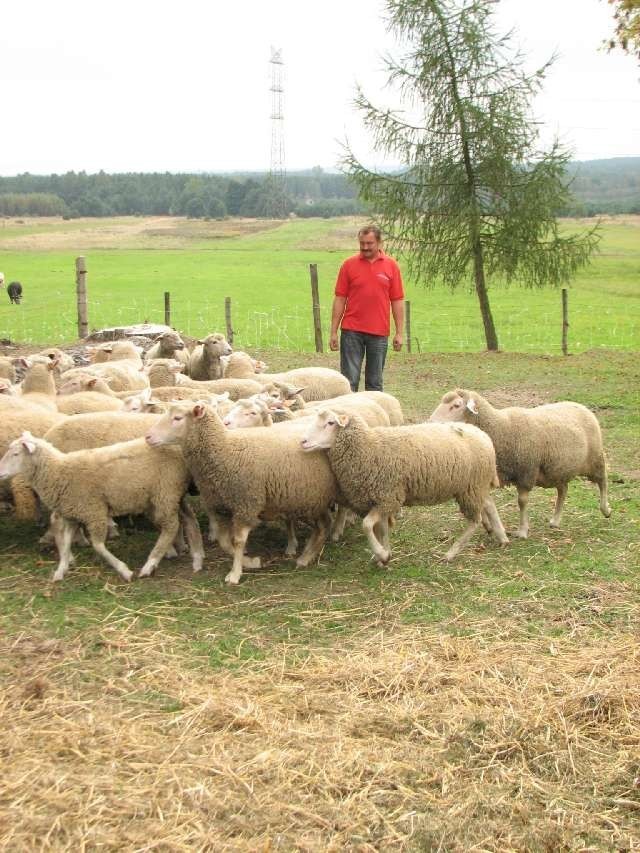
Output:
top-left (0, 288), bottom-right (637, 354)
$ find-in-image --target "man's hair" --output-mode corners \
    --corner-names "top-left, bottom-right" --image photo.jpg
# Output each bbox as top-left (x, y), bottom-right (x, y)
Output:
top-left (358, 225), bottom-right (382, 242)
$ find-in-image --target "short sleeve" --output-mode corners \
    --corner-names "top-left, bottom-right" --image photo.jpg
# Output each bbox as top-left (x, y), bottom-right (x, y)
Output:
top-left (335, 261), bottom-right (350, 297)
top-left (389, 261), bottom-right (404, 300)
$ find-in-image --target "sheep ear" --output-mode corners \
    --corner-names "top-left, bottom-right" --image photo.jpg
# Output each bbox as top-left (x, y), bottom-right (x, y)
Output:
top-left (219, 391), bottom-right (230, 402)
top-left (16, 357), bottom-right (31, 368)
top-left (466, 398), bottom-right (478, 415)
top-left (47, 358), bottom-right (59, 372)
top-left (196, 339), bottom-right (204, 346)
top-left (336, 413), bottom-right (350, 428)
top-left (140, 387), bottom-right (152, 402)
top-left (20, 432), bottom-right (37, 454)
top-left (87, 378), bottom-right (99, 389)
top-left (192, 403), bottom-right (206, 419)
top-left (291, 387), bottom-right (305, 397)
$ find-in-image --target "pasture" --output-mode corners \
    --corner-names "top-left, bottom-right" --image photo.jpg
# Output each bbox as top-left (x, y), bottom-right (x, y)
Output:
top-left (0, 339), bottom-right (638, 849)
top-left (0, 214), bottom-right (639, 352)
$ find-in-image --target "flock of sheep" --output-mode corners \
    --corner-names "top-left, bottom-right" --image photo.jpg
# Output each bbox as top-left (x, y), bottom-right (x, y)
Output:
top-left (0, 328), bottom-right (611, 585)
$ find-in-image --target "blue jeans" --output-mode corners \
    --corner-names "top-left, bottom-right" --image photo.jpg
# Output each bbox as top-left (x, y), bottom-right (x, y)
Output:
top-left (340, 329), bottom-right (388, 392)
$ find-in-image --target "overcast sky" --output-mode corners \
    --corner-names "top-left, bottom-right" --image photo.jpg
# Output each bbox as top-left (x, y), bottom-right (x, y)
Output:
top-left (1, 0), bottom-right (638, 176)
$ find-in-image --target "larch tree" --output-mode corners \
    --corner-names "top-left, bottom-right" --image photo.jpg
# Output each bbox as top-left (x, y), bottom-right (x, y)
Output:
top-left (343, 0), bottom-right (600, 351)
top-left (607, 0), bottom-right (640, 60)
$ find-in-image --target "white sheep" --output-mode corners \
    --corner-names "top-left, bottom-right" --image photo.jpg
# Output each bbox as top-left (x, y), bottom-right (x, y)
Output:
top-left (0, 433), bottom-right (204, 582)
top-left (188, 333), bottom-right (232, 381)
top-left (301, 410), bottom-right (508, 566)
top-left (429, 388), bottom-right (612, 537)
top-left (0, 356), bottom-right (17, 383)
top-left (85, 340), bottom-right (144, 366)
top-left (221, 363), bottom-right (352, 403)
top-left (146, 401), bottom-right (340, 585)
top-left (145, 330), bottom-right (190, 371)
top-left (59, 361), bottom-right (148, 393)
top-left (222, 351), bottom-right (268, 378)
top-left (222, 394), bottom-right (392, 430)
top-left (145, 358), bottom-right (264, 399)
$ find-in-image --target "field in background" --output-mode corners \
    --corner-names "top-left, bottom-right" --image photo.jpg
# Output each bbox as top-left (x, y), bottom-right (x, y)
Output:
top-left (0, 348), bottom-right (638, 849)
top-left (0, 214), bottom-right (638, 351)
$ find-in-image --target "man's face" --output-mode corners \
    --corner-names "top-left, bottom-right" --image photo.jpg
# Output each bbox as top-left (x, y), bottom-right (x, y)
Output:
top-left (359, 232), bottom-right (380, 260)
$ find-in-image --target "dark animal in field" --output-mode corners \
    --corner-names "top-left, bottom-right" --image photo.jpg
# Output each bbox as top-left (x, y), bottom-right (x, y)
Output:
top-left (8, 282), bottom-right (22, 304)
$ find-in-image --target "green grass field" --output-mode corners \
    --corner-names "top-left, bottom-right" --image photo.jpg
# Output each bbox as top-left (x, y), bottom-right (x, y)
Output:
top-left (0, 214), bottom-right (638, 351)
top-left (0, 342), bottom-right (639, 849)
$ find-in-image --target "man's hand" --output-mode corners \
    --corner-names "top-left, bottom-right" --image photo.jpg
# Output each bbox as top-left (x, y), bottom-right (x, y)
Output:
top-left (329, 333), bottom-right (339, 351)
top-left (392, 333), bottom-right (403, 352)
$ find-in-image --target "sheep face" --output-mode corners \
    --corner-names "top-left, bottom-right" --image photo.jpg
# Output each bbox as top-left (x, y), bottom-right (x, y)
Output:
top-left (58, 374), bottom-right (109, 395)
top-left (38, 348), bottom-right (75, 372)
top-left (223, 398), bottom-right (270, 429)
top-left (198, 334), bottom-right (232, 358)
top-left (146, 402), bottom-right (201, 447)
top-left (429, 390), bottom-right (478, 422)
top-left (0, 433), bottom-right (37, 479)
top-left (300, 409), bottom-right (349, 452)
top-left (159, 331), bottom-right (185, 350)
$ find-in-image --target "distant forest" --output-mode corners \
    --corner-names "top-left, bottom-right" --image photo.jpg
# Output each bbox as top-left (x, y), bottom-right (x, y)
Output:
top-left (0, 159), bottom-right (638, 219)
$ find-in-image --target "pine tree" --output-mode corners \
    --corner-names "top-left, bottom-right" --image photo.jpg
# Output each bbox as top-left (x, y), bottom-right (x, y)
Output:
top-left (343, 0), bottom-right (600, 351)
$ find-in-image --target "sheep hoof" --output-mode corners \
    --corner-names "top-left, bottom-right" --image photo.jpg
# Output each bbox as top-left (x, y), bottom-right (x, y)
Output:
top-left (295, 556), bottom-right (310, 568)
top-left (192, 557), bottom-right (204, 573)
top-left (138, 566), bottom-right (155, 578)
top-left (376, 550), bottom-right (391, 567)
top-left (602, 505), bottom-right (612, 518)
top-left (165, 546), bottom-right (178, 559)
top-left (51, 571), bottom-right (65, 582)
top-left (224, 571), bottom-right (241, 585)
top-left (513, 529), bottom-right (529, 540)
top-left (549, 519), bottom-right (561, 529)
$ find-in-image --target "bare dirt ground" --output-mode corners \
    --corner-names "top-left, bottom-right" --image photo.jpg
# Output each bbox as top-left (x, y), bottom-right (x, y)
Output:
top-left (0, 215), bottom-right (284, 251)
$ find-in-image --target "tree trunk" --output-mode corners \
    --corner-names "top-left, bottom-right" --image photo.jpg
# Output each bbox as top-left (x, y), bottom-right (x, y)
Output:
top-left (473, 240), bottom-right (499, 351)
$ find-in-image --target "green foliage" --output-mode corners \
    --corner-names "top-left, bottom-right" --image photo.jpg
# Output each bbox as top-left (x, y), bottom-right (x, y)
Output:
top-left (0, 192), bottom-right (68, 216)
top-left (607, 0), bottom-right (640, 59)
top-left (343, 0), bottom-right (600, 350)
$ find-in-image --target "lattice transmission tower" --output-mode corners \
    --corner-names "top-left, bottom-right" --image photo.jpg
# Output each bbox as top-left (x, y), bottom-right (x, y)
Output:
top-left (266, 47), bottom-right (287, 219)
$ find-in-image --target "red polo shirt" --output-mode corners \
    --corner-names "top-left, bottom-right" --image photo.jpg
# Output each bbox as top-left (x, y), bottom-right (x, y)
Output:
top-left (335, 250), bottom-right (404, 337)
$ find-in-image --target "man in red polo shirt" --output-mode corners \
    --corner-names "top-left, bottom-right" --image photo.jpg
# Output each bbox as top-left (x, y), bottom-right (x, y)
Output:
top-left (329, 226), bottom-right (404, 392)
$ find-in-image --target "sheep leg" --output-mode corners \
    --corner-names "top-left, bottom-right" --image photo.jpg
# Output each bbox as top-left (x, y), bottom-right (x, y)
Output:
top-left (445, 518), bottom-right (481, 562)
top-left (86, 519), bottom-right (133, 582)
top-left (215, 517), bottom-right (261, 569)
top-left (549, 483), bottom-right (568, 529)
top-left (285, 519), bottom-right (298, 557)
top-left (331, 505), bottom-right (348, 542)
top-left (180, 500), bottom-right (205, 573)
top-left (482, 498), bottom-right (509, 544)
top-left (595, 473), bottom-right (612, 519)
top-left (363, 508), bottom-right (391, 566)
top-left (225, 522), bottom-right (253, 585)
top-left (107, 518), bottom-right (119, 540)
top-left (296, 512), bottom-right (331, 568)
top-left (514, 487), bottom-right (530, 539)
top-left (207, 511), bottom-right (219, 544)
top-left (51, 515), bottom-right (77, 582)
top-left (138, 516), bottom-right (181, 578)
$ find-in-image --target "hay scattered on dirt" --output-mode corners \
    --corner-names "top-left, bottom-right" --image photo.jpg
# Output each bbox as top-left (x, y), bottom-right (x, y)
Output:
top-left (1, 625), bottom-right (639, 850)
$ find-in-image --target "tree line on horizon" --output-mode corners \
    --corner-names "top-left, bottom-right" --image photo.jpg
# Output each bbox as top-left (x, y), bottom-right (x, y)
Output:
top-left (0, 168), bottom-right (364, 220)
top-left (0, 158), bottom-right (638, 220)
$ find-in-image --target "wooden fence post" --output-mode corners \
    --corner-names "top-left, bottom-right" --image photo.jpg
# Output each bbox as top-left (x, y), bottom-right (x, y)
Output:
top-left (225, 297), bottom-right (234, 345)
top-left (405, 300), bottom-right (411, 354)
top-left (76, 256), bottom-right (88, 338)
top-left (309, 264), bottom-right (323, 353)
top-left (562, 288), bottom-right (569, 355)
top-left (164, 291), bottom-right (171, 327)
